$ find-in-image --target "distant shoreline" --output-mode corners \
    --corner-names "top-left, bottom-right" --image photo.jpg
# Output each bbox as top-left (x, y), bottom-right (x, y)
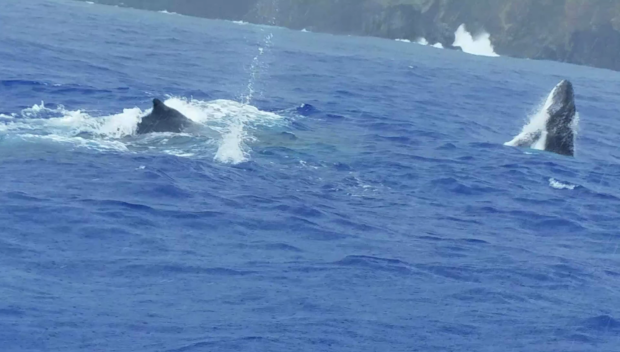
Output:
top-left (77, 0), bottom-right (620, 72)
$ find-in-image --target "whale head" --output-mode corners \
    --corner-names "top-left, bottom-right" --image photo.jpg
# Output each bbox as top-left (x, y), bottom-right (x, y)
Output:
top-left (547, 80), bottom-right (575, 116)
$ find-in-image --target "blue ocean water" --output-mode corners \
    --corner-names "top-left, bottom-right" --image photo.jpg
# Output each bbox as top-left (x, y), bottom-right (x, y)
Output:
top-left (1, 0), bottom-right (620, 351)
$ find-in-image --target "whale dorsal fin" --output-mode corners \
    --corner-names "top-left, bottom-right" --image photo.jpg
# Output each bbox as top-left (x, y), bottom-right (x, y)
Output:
top-left (153, 98), bottom-right (166, 110)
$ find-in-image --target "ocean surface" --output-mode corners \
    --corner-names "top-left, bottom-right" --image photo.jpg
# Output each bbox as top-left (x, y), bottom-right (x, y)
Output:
top-left (1, 1), bottom-right (620, 351)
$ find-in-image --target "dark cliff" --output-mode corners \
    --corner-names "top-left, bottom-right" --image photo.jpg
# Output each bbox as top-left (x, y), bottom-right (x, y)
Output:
top-left (78, 0), bottom-right (620, 71)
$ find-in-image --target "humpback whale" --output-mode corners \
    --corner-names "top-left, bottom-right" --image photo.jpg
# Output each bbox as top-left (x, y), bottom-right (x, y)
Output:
top-left (505, 80), bottom-right (577, 156)
top-left (137, 99), bottom-right (195, 134)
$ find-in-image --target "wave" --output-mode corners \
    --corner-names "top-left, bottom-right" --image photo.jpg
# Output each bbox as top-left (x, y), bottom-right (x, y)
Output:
top-left (417, 38), bottom-right (443, 49)
top-left (158, 10), bottom-right (180, 16)
top-left (453, 24), bottom-right (499, 57)
top-left (0, 98), bottom-right (284, 164)
top-left (397, 37), bottom-right (444, 49)
top-left (549, 178), bottom-right (577, 190)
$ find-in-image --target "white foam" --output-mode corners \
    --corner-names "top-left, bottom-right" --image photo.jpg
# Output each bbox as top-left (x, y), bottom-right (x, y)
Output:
top-left (0, 102), bottom-right (144, 150)
top-left (159, 10), bottom-right (179, 15)
top-left (233, 20), bottom-right (249, 25)
top-left (395, 39), bottom-right (411, 43)
top-left (416, 38), bottom-right (429, 45)
top-left (164, 98), bottom-right (278, 125)
top-left (90, 108), bottom-right (143, 137)
top-left (164, 150), bottom-right (195, 157)
top-left (453, 24), bottom-right (499, 57)
top-left (301, 28), bottom-right (310, 33)
top-left (163, 97), bottom-right (282, 164)
top-left (21, 101), bottom-right (51, 118)
top-left (408, 37), bottom-right (443, 49)
top-left (214, 122), bottom-right (248, 164)
top-left (549, 178), bottom-right (576, 190)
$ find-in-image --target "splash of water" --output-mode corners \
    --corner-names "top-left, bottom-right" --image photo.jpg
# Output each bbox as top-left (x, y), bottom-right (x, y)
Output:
top-left (0, 98), bottom-right (283, 162)
top-left (214, 0), bottom-right (280, 164)
top-left (453, 24), bottom-right (499, 57)
top-left (166, 97), bottom-right (282, 164)
top-left (505, 90), bottom-right (555, 150)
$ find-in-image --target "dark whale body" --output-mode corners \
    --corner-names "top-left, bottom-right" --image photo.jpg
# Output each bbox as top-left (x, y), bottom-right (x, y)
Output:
top-left (137, 99), bottom-right (195, 134)
top-left (543, 80), bottom-right (576, 156)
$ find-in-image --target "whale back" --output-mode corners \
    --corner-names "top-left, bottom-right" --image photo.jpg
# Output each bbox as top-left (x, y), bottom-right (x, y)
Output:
top-left (137, 99), bottom-right (193, 134)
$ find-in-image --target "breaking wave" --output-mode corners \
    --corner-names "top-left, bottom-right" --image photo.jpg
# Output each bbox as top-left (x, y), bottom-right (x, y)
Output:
top-left (549, 178), bottom-right (576, 190)
top-left (453, 24), bottom-right (499, 57)
top-left (0, 98), bottom-right (284, 164)
top-left (396, 37), bottom-right (444, 49)
top-left (158, 10), bottom-right (180, 16)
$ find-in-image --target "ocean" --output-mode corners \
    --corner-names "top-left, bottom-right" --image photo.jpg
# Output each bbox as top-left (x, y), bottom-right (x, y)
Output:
top-left (1, 1), bottom-right (619, 351)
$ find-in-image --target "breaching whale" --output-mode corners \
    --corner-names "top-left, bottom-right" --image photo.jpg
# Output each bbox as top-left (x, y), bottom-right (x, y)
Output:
top-left (505, 80), bottom-right (577, 156)
top-left (137, 99), bottom-right (195, 134)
